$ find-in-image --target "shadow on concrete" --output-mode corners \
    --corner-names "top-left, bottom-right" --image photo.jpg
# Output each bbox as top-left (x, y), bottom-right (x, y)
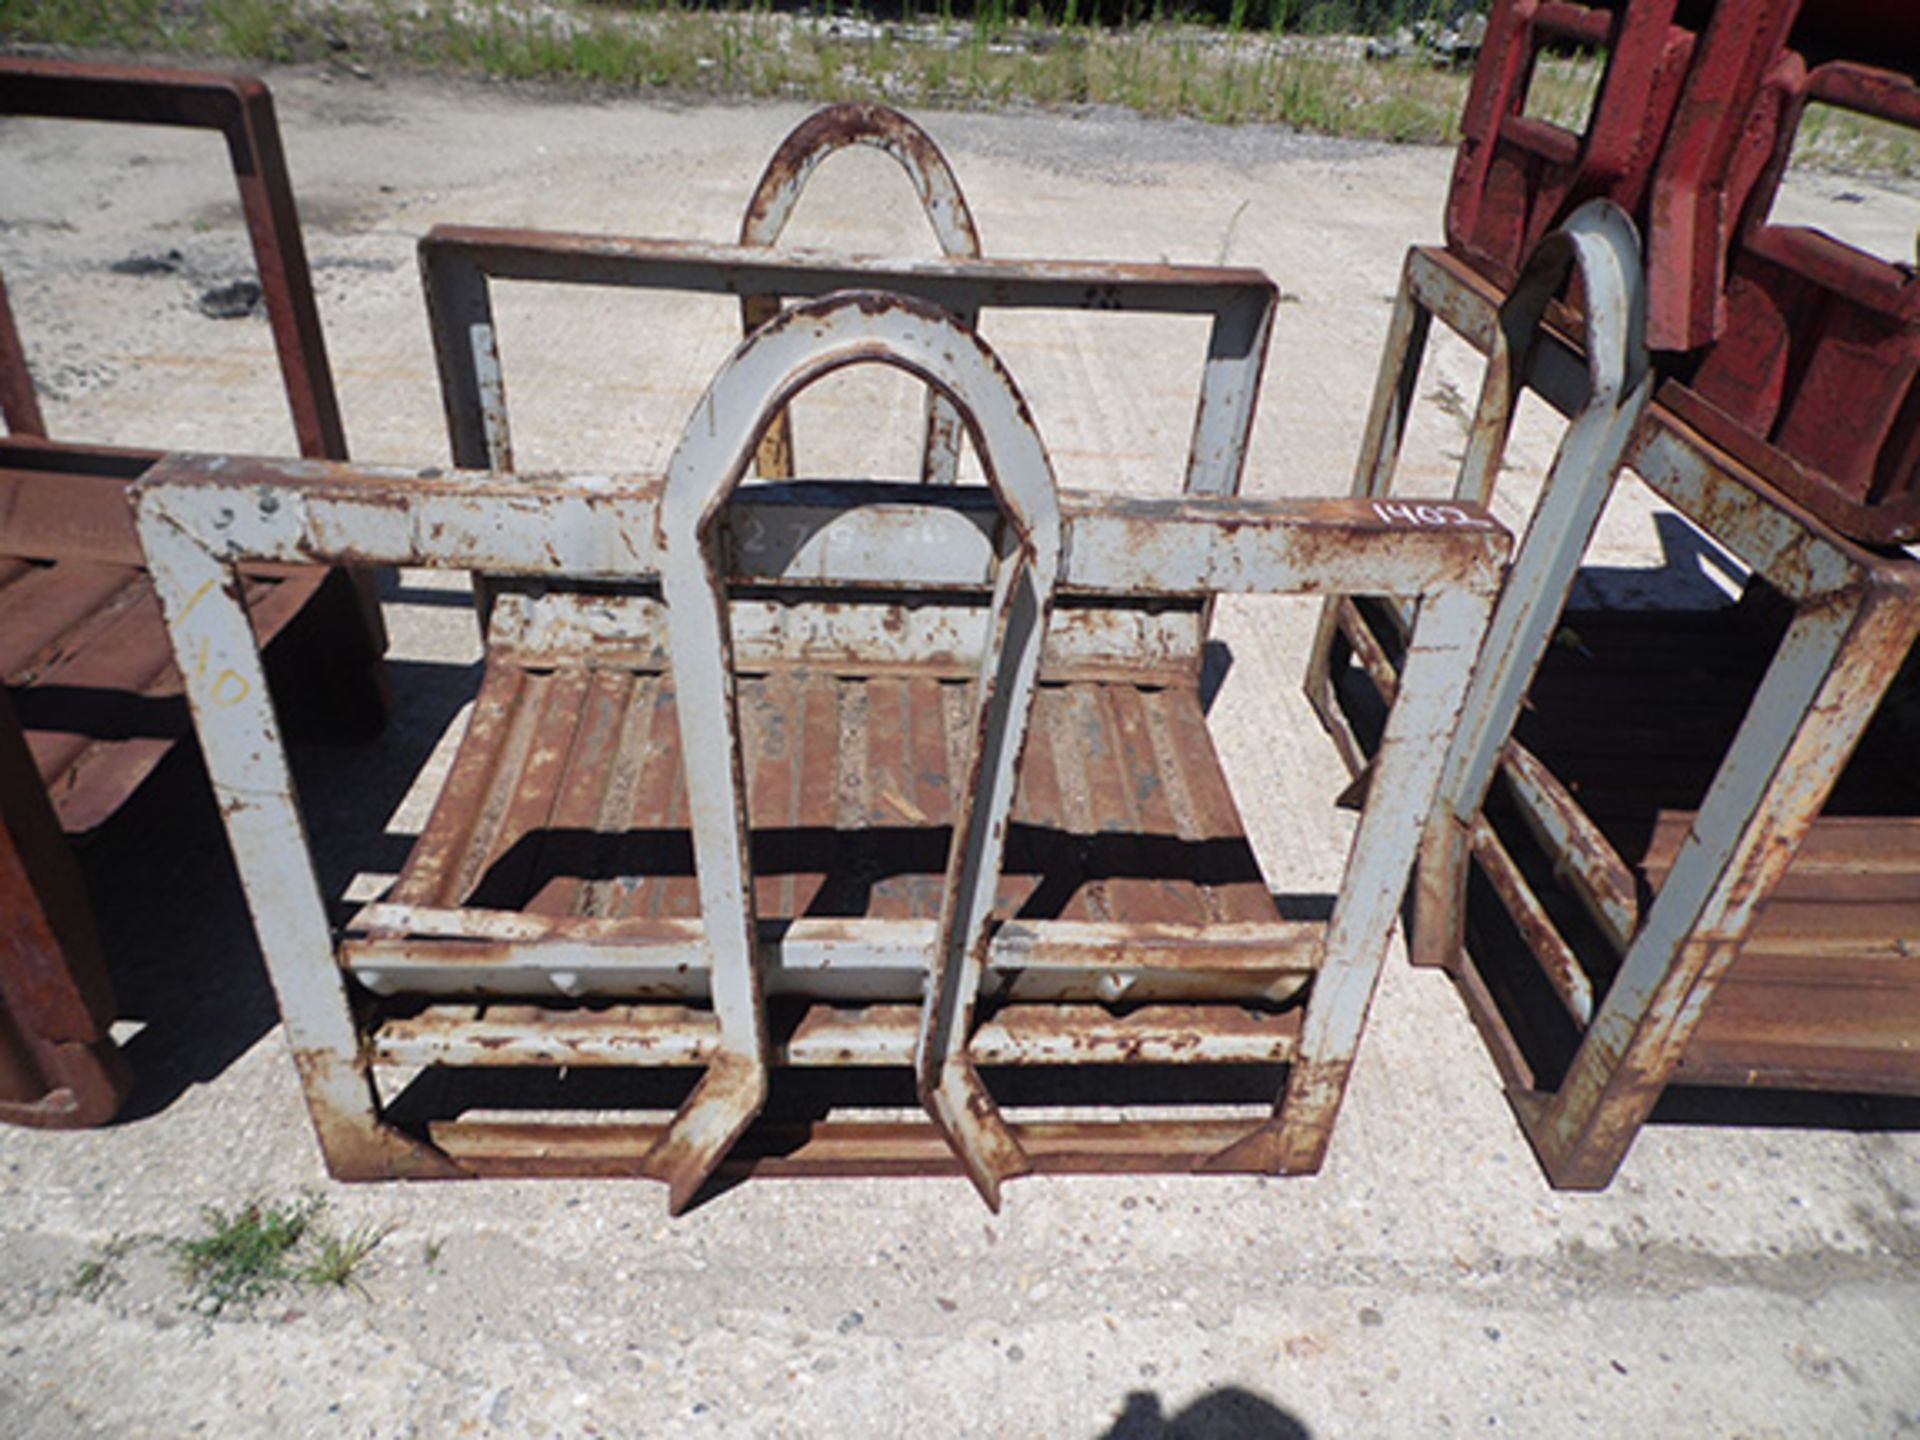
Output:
top-left (1651, 1088), bottom-right (1920, 1134)
top-left (1102, 1387), bottom-right (1312, 1439)
top-left (1564, 509), bottom-right (1748, 612)
top-left (87, 653), bottom-right (480, 1122)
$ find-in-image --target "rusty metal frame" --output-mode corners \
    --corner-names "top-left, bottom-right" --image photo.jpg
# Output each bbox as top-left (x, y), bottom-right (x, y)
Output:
top-left (0, 58), bottom-right (390, 1128)
top-left (738, 104), bottom-right (981, 486)
top-left (1310, 211), bottom-right (1920, 1189)
top-left (1446, 0), bottom-right (1696, 290)
top-left (419, 229), bottom-right (1276, 507)
top-left (0, 56), bottom-right (348, 458)
top-left (137, 284), bottom-right (1507, 1209)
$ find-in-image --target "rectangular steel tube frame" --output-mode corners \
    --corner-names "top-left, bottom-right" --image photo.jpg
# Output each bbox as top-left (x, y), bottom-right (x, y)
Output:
top-left (0, 57), bottom-right (348, 460)
top-left (416, 229), bottom-right (1277, 505)
top-left (1315, 241), bottom-right (1920, 1188)
top-left (134, 445), bottom-right (1505, 1193)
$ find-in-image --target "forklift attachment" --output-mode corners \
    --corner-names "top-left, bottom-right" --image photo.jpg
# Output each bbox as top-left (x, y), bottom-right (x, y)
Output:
top-left (138, 273), bottom-right (1506, 1209)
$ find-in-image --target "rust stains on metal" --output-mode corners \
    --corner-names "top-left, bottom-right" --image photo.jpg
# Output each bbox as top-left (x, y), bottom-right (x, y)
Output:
top-left (2, 59), bottom-right (394, 1132)
top-left (140, 128), bottom-right (1508, 1203)
top-left (290, 1048), bottom-right (468, 1181)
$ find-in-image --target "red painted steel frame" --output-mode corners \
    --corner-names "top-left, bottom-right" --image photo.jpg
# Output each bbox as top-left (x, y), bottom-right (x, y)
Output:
top-left (1447, 1), bottom-right (1696, 287)
top-left (1674, 59), bottom-right (1920, 544)
top-left (0, 57), bottom-right (348, 459)
top-left (0, 59), bottom-right (384, 1127)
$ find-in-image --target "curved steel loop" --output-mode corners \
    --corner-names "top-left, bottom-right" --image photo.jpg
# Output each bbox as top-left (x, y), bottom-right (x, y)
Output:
top-left (738, 104), bottom-right (982, 485)
top-left (1457, 198), bottom-right (1651, 509)
top-left (1442, 198), bottom-right (1655, 822)
top-left (653, 290), bottom-right (1063, 1211)
top-left (739, 103), bottom-right (982, 256)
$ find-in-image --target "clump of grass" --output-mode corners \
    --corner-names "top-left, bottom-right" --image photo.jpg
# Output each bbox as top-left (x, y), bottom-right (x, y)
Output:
top-left (64, 1199), bottom-right (396, 1315)
top-left (298, 1220), bottom-right (393, 1298)
top-left (166, 1195), bottom-right (390, 1315)
top-left (173, 1196), bottom-right (323, 1315)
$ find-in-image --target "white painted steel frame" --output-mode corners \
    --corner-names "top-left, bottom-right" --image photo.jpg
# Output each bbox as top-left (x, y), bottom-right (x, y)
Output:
top-left (417, 231), bottom-right (1277, 505)
top-left (1312, 204), bottom-right (1920, 1188)
top-left (138, 294), bottom-right (1506, 1207)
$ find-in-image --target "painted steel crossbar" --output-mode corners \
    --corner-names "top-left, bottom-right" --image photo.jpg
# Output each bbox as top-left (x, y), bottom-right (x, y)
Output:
top-left (1309, 205), bottom-right (1920, 1189)
top-left (138, 287), bottom-right (1506, 1210)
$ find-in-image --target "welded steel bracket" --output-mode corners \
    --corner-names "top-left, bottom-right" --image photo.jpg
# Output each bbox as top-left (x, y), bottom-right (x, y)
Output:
top-left (1309, 200), bottom-right (1920, 1188)
top-left (143, 262), bottom-right (1506, 1208)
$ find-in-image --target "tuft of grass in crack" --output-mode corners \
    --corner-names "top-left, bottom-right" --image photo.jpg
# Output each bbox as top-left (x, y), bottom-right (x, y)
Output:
top-left (299, 1220), bottom-right (392, 1298)
top-left (65, 1197), bottom-right (396, 1315)
top-left (167, 1195), bottom-right (392, 1314)
top-left (173, 1196), bottom-right (324, 1315)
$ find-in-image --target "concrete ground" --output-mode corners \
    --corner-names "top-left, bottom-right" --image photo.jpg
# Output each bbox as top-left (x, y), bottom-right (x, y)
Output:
top-left (3, 66), bottom-right (1919, 1438)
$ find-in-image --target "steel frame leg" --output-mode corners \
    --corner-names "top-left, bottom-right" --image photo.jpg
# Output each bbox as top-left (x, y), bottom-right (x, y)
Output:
top-left (1219, 584), bottom-right (1495, 1175)
top-left (136, 511), bottom-right (459, 1179)
top-left (0, 688), bottom-right (130, 1126)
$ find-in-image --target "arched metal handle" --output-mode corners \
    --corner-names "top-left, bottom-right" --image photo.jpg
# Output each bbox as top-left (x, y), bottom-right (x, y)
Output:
top-left (1442, 198), bottom-right (1654, 823)
top-left (738, 104), bottom-right (982, 485)
top-left (651, 289), bottom-right (1062, 1211)
top-left (1456, 198), bottom-right (1649, 510)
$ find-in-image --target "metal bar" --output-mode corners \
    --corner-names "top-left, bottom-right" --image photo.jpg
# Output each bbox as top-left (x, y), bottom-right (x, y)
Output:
top-left (417, 228), bottom-right (1276, 501)
top-left (1468, 814), bottom-right (1595, 1025)
top-left (1227, 580), bottom-right (1498, 1174)
top-left (133, 501), bottom-right (456, 1179)
top-left (371, 1001), bottom-right (1300, 1070)
top-left (0, 271), bottom-right (47, 439)
top-left (343, 913), bottom-right (1319, 1001)
top-left (0, 467), bottom-right (146, 567)
top-left (0, 686), bottom-right (127, 1126)
top-left (134, 456), bottom-right (1507, 600)
top-left (1432, 203), bottom-right (1654, 831)
top-left (427, 1118), bottom-right (1294, 1181)
top-left (1496, 741), bottom-right (1640, 953)
top-left (418, 245), bottom-right (509, 472)
top-left (485, 587), bottom-right (1206, 685)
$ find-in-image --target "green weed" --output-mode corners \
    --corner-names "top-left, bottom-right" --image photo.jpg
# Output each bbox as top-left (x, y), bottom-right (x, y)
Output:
top-left (69, 1234), bottom-right (144, 1301)
top-left (299, 1220), bottom-right (392, 1297)
top-left (173, 1196), bottom-right (322, 1315)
